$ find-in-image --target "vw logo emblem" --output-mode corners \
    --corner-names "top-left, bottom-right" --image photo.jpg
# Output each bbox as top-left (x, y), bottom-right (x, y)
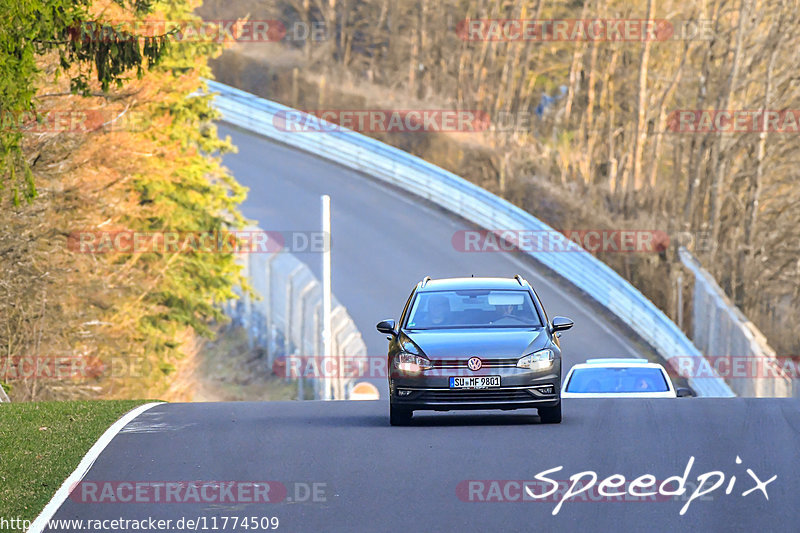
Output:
top-left (467, 357), bottom-right (482, 371)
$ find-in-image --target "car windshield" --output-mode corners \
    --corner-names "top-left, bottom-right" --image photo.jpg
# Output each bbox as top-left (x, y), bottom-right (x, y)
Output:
top-left (565, 367), bottom-right (669, 393)
top-left (405, 289), bottom-right (542, 329)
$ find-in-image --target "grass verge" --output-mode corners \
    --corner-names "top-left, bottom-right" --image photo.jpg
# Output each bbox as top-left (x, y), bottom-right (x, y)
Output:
top-left (0, 400), bottom-right (154, 530)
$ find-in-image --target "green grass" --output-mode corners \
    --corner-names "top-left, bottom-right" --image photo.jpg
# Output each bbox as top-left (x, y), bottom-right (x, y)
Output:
top-left (0, 400), bottom-right (154, 530)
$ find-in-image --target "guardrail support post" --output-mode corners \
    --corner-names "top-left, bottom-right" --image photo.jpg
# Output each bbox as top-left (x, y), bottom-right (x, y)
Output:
top-left (322, 195), bottom-right (333, 400)
top-left (676, 272), bottom-right (683, 330)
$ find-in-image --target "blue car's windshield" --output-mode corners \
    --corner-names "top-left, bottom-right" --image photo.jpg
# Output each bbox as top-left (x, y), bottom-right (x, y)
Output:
top-left (565, 367), bottom-right (669, 393)
top-left (405, 289), bottom-right (542, 329)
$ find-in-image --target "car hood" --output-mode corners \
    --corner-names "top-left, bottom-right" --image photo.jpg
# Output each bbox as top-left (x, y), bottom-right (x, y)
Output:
top-left (401, 328), bottom-right (548, 360)
top-left (561, 392), bottom-right (676, 398)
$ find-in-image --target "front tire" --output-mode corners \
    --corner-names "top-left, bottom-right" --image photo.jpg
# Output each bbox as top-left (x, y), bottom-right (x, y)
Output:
top-left (390, 403), bottom-right (413, 426)
top-left (538, 403), bottom-right (562, 424)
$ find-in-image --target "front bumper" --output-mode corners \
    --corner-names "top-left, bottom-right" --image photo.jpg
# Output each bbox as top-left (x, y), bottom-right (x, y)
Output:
top-left (389, 365), bottom-right (560, 411)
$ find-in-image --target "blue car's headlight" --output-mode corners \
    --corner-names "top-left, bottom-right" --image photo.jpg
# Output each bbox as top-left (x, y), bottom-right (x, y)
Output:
top-left (517, 349), bottom-right (554, 371)
top-left (394, 353), bottom-right (433, 373)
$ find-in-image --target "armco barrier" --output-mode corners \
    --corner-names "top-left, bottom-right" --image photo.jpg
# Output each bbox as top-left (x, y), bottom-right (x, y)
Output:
top-left (679, 247), bottom-right (794, 397)
top-left (226, 228), bottom-right (367, 400)
top-left (207, 80), bottom-right (733, 397)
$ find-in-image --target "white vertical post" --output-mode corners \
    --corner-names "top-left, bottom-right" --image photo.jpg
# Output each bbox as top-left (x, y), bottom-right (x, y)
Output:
top-left (676, 272), bottom-right (683, 331)
top-left (321, 195), bottom-right (332, 400)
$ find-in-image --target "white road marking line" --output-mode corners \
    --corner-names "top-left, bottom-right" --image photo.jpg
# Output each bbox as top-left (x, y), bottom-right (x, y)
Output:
top-left (27, 402), bottom-right (163, 533)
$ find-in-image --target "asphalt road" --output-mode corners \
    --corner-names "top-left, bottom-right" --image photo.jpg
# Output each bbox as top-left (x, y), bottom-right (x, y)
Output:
top-left (216, 124), bottom-right (655, 385)
top-left (38, 124), bottom-right (799, 533)
top-left (45, 399), bottom-right (800, 533)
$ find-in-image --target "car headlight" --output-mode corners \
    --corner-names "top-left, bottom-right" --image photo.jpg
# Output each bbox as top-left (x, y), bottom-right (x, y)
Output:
top-left (517, 349), bottom-right (554, 371)
top-left (394, 352), bottom-right (433, 373)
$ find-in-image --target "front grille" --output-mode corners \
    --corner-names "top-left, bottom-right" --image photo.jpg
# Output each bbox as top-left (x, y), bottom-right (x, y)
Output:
top-left (416, 388), bottom-right (535, 402)
top-left (431, 358), bottom-right (518, 369)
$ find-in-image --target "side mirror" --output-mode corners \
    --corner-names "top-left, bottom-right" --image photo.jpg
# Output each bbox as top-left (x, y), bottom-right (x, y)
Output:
top-left (376, 319), bottom-right (397, 336)
top-left (551, 316), bottom-right (574, 333)
top-left (676, 387), bottom-right (695, 398)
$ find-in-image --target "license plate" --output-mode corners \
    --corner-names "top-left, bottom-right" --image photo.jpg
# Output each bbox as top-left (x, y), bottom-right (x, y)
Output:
top-left (449, 376), bottom-right (501, 389)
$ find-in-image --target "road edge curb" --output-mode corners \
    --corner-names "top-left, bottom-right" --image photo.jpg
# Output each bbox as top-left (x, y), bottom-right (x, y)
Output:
top-left (27, 402), bottom-right (164, 533)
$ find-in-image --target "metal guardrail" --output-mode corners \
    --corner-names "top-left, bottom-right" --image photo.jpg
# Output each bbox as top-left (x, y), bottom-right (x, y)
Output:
top-left (226, 228), bottom-right (366, 400)
top-left (207, 80), bottom-right (734, 397)
top-left (679, 247), bottom-right (794, 397)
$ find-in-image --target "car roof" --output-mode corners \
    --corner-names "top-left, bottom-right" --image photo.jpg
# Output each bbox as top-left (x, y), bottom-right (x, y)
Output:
top-left (418, 277), bottom-right (527, 292)
top-left (586, 358), bottom-right (650, 365)
top-left (570, 359), bottom-right (666, 371)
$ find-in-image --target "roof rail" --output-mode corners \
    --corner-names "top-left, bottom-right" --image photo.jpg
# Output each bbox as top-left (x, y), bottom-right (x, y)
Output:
top-left (514, 274), bottom-right (526, 286)
top-left (420, 276), bottom-right (432, 287)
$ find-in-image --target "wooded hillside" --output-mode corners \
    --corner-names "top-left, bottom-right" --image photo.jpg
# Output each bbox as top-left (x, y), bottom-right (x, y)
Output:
top-left (1, 0), bottom-right (247, 400)
top-left (203, 0), bottom-right (800, 354)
